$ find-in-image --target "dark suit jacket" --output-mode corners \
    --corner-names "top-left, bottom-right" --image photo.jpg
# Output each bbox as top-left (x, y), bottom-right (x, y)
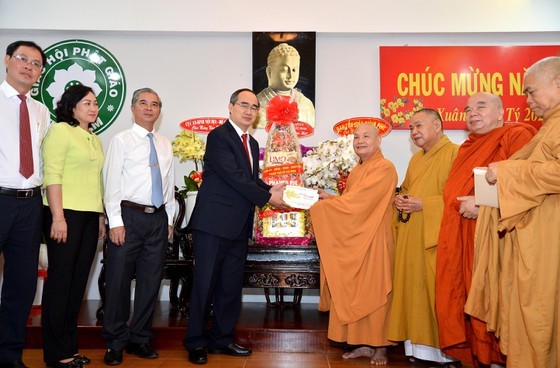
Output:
top-left (189, 120), bottom-right (271, 240)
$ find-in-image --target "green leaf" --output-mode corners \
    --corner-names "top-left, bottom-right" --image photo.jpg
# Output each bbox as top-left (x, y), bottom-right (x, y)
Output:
top-left (183, 176), bottom-right (199, 192)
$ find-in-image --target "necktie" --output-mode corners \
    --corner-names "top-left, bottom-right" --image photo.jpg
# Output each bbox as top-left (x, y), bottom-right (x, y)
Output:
top-left (18, 94), bottom-right (34, 179)
top-left (242, 133), bottom-right (252, 169)
top-left (148, 133), bottom-right (164, 208)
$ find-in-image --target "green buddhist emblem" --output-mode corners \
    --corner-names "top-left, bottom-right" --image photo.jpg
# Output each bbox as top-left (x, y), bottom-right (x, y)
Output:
top-left (32, 39), bottom-right (126, 134)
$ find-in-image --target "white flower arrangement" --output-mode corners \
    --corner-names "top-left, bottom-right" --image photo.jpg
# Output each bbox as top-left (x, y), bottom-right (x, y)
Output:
top-left (302, 135), bottom-right (358, 191)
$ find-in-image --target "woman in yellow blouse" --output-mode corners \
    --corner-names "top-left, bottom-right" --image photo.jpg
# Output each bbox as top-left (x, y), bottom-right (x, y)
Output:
top-left (41, 85), bottom-right (104, 368)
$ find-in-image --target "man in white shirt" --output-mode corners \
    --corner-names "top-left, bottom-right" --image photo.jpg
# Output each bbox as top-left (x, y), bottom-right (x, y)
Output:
top-left (0, 40), bottom-right (50, 368)
top-left (102, 88), bottom-right (175, 366)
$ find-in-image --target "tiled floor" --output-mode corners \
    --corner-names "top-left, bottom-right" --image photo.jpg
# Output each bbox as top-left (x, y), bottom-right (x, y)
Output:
top-left (21, 348), bottom-right (459, 367)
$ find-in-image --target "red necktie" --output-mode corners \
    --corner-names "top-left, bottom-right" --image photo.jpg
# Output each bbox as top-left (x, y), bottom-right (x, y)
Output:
top-left (241, 133), bottom-right (252, 168)
top-left (18, 94), bottom-right (34, 179)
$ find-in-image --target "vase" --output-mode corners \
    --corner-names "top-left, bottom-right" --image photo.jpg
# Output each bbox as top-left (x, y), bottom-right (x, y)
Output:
top-left (185, 191), bottom-right (198, 225)
top-left (31, 243), bottom-right (49, 314)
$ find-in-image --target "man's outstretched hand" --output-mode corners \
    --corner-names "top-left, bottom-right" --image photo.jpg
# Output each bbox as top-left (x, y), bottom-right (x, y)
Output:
top-left (268, 183), bottom-right (290, 210)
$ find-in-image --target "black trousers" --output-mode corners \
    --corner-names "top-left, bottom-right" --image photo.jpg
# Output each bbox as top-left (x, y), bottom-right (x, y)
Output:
top-left (0, 194), bottom-right (42, 364)
top-left (183, 228), bottom-right (248, 350)
top-left (102, 206), bottom-right (168, 350)
top-left (41, 207), bottom-right (99, 363)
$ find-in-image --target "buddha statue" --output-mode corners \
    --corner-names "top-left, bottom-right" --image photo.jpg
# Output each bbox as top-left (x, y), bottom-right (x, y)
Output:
top-left (256, 43), bottom-right (315, 129)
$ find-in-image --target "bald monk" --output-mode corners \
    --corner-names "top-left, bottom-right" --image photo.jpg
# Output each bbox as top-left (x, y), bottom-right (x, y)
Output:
top-left (388, 109), bottom-right (459, 366)
top-left (435, 92), bottom-right (537, 367)
top-left (310, 123), bottom-right (397, 365)
top-left (468, 56), bottom-right (560, 368)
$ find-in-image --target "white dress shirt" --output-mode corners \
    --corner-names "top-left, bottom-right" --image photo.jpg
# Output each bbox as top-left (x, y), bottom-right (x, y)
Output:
top-left (103, 123), bottom-right (175, 228)
top-left (0, 80), bottom-right (51, 189)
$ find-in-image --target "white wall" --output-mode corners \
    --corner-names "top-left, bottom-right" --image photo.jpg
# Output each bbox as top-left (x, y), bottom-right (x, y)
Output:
top-left (1, 8), bottom-right (559, 302)
top-left (1, 0), bottom-right (559, 33)
top-left (3, 31), bottom-right (558, 178)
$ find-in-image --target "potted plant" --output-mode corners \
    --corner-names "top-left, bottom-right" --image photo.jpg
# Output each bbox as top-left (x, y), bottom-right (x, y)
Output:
top-left (172, 130), bottom-right (205, 227)
top-left (172, 129), bottom-right (205, 197)
top-left (302, 135), bottom-right (358, 194)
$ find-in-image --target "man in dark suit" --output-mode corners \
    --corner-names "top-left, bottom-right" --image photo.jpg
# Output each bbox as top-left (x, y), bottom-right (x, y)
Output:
top-left (184, 88), bottom-right (287, 365)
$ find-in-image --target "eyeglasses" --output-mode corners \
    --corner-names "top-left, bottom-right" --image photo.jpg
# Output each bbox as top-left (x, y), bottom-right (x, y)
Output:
top-left (12, 54), bottom-right (43, 70)
top-left (235, 102), bottom-right (259, 112)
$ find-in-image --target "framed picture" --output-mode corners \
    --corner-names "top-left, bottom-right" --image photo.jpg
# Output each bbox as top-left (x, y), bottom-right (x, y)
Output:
top-left (253, 32), bottom-right (316, 130)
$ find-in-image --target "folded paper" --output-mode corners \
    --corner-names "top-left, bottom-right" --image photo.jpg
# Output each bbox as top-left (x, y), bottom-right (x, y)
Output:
top-left (473, 167), bottom-right (499, 208)
top-left (283, 185), bottom-right (319, 210)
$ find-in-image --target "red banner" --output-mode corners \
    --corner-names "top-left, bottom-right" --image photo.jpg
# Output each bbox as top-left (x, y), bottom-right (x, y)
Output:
top-left (333, 117), bottom-right (392, 137)
top-left (262, 163), bottom-right (304, 179)
top-left (380, 46), bottom-right (560, 130)
top-left (179, 117), bottom-right (226, 133)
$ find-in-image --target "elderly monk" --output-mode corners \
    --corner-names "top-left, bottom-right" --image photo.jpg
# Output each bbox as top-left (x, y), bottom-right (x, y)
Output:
top-left (435, 92), bottom-right (537, 367)
top-left (310, 123), bottom-right (397, 366)
top-left (388, 109), bottom-right (459, 366)
top-left (468, 56), bottom-right (560, 368)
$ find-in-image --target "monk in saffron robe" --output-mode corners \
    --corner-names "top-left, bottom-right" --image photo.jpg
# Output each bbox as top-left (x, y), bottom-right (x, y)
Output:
top-left (468, 56), bottom-right (560, 368)
top-left (435, 92), bottom-right (537, 367)
top-left (310, 123), bottom-right (397, 365)
top-left (388, 109), bottom-right (459, 366)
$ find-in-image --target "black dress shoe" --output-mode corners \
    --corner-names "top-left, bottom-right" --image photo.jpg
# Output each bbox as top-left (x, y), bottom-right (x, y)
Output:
top-left (73, 355), bottom-right (90, 365)
top-left (126, 343), bottom-right (158, 359)
top-left (188, 347), bottom-right (207, 365)
top-left (208, 343), bottom-right (252, 356)
top-left (46, 360), bottom-right (83, 368)
top-left (0, 362), bottom-right (28, 368)
top-left (103, 349), bottom-right (123, 366)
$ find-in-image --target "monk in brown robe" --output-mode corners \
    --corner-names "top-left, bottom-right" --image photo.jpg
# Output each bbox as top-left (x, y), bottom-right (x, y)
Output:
top-left (435, 92), bottom-right (537, 367)
top-left (310, 123), bottom-right (397, 365)
top-left (469, 56), bottom-right (560, 368)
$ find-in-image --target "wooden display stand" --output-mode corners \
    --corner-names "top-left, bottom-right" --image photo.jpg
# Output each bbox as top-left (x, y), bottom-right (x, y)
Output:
top-left (243, 242), bottom-right (320, 308)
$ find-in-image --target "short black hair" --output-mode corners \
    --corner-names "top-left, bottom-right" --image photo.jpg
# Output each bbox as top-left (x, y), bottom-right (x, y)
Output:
top-left (414, 108), bottom-right (445, 130)
top-left (230, 88), bottom-right (258, 106)
top-left (6, 40), bottom-right (46, 66)
top-left (55, 85), bottom-right (96, 127)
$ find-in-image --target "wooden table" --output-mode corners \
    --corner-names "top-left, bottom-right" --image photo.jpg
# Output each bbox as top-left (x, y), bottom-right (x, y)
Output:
top-left (97, 238), bottom-right (320, 317)
top-left (243, 242), bottom-right (320, 307)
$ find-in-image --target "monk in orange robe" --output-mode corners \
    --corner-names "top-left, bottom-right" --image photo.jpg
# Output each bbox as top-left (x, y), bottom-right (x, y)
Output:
top-left (435, 92), bottom-right (537, 367)
top-left (310, 123), bottom-right (398, 366)
top-left (469, 57), bottom-right (560, 368)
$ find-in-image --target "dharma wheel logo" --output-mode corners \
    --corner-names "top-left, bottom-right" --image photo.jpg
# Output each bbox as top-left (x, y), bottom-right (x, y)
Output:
top-left (32, 39), bottom-right (126, 134)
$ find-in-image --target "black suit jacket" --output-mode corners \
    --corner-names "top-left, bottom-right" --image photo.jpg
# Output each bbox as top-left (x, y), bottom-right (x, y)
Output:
top-left (189, 120), bottom-right (271, 240)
